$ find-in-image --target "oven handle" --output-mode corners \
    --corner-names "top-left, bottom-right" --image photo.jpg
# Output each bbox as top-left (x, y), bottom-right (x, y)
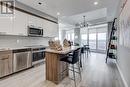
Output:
top-left (32, 50), bottom-right (45, 53)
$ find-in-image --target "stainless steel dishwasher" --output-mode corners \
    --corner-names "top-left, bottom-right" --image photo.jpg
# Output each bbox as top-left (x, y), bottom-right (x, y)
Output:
top-left (13, 48), bottom-right (32, 72)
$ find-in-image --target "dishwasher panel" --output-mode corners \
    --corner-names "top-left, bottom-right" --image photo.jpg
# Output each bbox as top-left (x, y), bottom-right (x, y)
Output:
top-left (13, 51), bottom-right (32, 72)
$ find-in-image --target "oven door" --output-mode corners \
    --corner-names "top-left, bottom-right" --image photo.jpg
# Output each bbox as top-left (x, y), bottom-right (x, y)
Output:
top-left (32, 51), bottom-right (45, 65)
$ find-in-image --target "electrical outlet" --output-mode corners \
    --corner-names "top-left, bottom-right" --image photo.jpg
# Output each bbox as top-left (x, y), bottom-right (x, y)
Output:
top-left (16, 40), bottom-right (20, 43)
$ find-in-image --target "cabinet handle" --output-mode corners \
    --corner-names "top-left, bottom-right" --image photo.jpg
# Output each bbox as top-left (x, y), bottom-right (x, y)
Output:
top-left (1, 58), bottom-right (8, 60)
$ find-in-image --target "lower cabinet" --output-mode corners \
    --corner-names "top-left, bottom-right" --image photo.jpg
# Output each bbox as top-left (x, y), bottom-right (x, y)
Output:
top-left (0, 51), bottom-right (13, 78)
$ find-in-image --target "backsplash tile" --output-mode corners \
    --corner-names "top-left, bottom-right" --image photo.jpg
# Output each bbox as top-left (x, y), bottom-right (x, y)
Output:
top-left (0, 36), bottom-right (50, 48)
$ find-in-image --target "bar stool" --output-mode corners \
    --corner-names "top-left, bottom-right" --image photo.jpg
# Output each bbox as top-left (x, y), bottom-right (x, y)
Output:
top-left (69, 48), bottom-right (83, 68)
top-left (60, 48), bottom-right (82, 87)
top-left (84, 45), bottom-right (91, 57)
top-left (81, 47), bottom-right (86, 59)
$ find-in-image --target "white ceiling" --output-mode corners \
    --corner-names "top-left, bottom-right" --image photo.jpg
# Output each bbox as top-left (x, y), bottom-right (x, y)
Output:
top-left (60, 8), bottom-right (107, 25)
top-left (17, 0), bottom-right (121, 25)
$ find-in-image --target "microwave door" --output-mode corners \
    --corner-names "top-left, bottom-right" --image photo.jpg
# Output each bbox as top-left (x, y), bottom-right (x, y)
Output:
top-left (28, 28), bottom-right (43, 37)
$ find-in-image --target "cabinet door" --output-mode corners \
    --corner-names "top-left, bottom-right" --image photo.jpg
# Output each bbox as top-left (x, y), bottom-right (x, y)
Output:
top-left (36, 17), bottom-right (44, 28)
top-left (42, 20), bottom-right (50, 37)
top-left (28, 15), bottom-right (38, 27)
top-left (0, 17), bottom-right (13, 35)
top-left (49, 22), bottom-right (58, 37)
top-left (13, 10), bottom-right (28, 36)
top-left (43, 20), bottom-right (58, 37)
top-left (0, 54), bottom-right (13, 77)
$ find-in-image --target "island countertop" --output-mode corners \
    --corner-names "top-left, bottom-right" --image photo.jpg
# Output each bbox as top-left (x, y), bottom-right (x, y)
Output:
top-left (45, 46), bottom-right (80, 54)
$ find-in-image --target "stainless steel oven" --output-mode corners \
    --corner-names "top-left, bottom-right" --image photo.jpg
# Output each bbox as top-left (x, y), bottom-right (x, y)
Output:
top-left (28, 27), bottom-right (43, 37)
top-left (32, 47), bottom-right (45, 65)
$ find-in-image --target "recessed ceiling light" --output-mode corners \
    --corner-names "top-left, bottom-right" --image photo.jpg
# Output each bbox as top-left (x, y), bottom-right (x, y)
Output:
top-left (38, 2), bottom-right (42, 5)
top-left (57, 12), bottom-right (60, 15)
top-left (94, 1), bottom-right (98, 5)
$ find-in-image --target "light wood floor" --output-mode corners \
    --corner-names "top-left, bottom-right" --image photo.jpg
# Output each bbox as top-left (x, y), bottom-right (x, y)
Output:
top-left (0, 53), bottom-right (124, 87)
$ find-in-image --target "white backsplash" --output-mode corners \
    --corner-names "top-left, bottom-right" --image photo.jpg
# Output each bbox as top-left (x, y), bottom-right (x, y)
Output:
top-left (0, 35), bottom-right (50, 48)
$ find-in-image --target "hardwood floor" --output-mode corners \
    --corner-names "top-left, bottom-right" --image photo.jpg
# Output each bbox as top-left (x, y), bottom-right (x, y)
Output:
top-left (0, 53), bottom-right (124, 87)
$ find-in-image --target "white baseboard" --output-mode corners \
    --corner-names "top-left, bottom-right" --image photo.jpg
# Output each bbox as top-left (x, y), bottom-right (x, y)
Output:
top-left (116, 63), bottom-right (128, 87)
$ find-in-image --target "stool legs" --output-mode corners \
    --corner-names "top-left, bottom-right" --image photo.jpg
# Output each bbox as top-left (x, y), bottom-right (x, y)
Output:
top-left (78, 61), bottom-right (82, 81)
top-left (80, 54), bottom-right (82, 68)
top-left (72, 65), bottom-right (76, 87)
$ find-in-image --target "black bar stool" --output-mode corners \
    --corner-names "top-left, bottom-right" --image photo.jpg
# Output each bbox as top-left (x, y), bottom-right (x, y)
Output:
top-left (84, 45), bottom-right (91, 57)
top-left (60, 48), bottom-right (82, 87)
top-left (81, 47), bottom-right (86, 59)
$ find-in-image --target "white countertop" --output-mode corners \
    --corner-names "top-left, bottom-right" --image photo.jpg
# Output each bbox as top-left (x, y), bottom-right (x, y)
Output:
top-left (45, 46), bottom-right (80, 54)
top-left (0, 45), bottom-right (47, 52)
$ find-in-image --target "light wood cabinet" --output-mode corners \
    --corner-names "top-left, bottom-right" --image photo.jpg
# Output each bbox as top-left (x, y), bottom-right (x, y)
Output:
top-left (45, 52), bottom-right (68, 84)
top-left (0, 51), bottom-right (13, 78)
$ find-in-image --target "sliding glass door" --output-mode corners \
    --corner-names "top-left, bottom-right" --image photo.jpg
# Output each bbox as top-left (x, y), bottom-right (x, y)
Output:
top-left (80, 24), bottom-right (107, 53)
top-left (97, 33), bottom-right (106, 51)
top-left (89, 33), bottom-right (96, 50)
top-left (88, 24), bottom-right (107, 53)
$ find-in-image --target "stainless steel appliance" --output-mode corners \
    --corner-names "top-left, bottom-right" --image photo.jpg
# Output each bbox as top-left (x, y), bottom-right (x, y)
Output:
top-left (13, 48), bottom-right (32, 72)
top-left (28, 26), bottom-right (43, 37)
top-left (25, 45), bottom-right (46, 66)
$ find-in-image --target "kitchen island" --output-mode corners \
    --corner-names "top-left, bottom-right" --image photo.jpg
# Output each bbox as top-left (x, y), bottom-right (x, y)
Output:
top-left (45, 46), bottom-right (79, 84)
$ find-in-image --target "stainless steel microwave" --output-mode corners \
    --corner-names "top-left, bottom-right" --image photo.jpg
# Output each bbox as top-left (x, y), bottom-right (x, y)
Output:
top-left (28, 27), bottom-right (43, 37)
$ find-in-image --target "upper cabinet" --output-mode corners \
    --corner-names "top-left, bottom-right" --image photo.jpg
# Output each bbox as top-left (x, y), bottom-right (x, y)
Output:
top-left (28, 15), bottom-right (38, 27)
top-left (0, 9), bottom-right (58, 37)
top-left (13, 10), bottom-right (28, 36)
top-left (28, 15), bottom-right (58, 37)
top-left (0, 16), bottom-right (13, 35)
top-left (43, 20), bottom-right (58, 37)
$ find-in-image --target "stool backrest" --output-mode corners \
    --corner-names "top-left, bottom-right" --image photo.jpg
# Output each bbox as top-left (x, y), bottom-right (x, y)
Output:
top-left (72, 48), bottom-right (81, 64)
top-left (81, 47), bottom-right (85, 53)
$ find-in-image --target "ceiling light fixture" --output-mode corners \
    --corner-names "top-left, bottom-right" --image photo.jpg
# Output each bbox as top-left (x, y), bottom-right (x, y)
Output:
top-left (94, 1), bottom-right (98, 5)
top-left (79, 16), bottom-right (88, 28)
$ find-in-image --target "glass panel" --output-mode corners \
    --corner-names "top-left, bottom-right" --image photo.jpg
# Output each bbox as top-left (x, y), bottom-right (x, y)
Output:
top-left (81, 34), bottom-right (87, 45)
top-left (97, 33), bottom-right (106, 50)
top-left (66, 34), bottom-right (71, 40)
top-left (89, 33), bottom-right (96, 49)
top-left (71, 33), bottom-right (74, 41)
top-left (65, 30), bottom-right (74, 42)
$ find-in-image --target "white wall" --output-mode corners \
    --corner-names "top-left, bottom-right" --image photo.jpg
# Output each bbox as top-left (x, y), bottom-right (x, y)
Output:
top-left (116, 0), bottom-right (130, 87)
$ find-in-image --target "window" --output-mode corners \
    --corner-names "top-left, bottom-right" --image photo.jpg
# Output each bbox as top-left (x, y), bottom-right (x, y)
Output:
top-left (1, 1), bottom-right (14, 14)
top-left (81, 24), bottom-right (107, 53)
top-left (97, 33), bottom-right (106, 50)
top-left (80, 27), bottom-right (88, 46)
top-left (81, 34), bottom-right (87, 45)
top-left (65, 30), bottom-right (74, 42)
top-left (89, 33), bottom-right (96, 50)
